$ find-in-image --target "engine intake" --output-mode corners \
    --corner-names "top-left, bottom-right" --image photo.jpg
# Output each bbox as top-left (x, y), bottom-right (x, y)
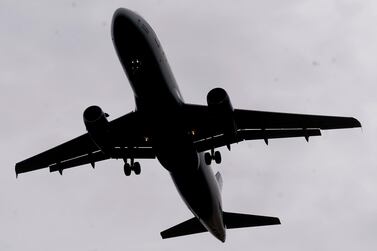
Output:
top-left (207, 88), bottom-right (237, 142)
top-left (83, 105), bottom-right (110, 153)
top-left (207, 88), bottom-right (234, 113)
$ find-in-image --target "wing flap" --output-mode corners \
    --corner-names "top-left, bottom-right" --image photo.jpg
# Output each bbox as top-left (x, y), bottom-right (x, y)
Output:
top-left (49, 150), bottom-right (108, 173)
top-left (195, 129), bottom-right (321, 152)
top-left (239, 128), bottom-right (321, 141)
top-left (48, 147), bottom-right (155, 173)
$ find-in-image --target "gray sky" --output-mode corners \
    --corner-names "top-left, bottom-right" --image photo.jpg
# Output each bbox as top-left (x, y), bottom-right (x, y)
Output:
top-left (1, 0), bottom-right (376, 250)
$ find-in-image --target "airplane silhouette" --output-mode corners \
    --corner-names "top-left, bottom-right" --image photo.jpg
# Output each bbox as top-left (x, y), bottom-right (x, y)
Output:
top-left (15, 8), bottom-right (361, 242)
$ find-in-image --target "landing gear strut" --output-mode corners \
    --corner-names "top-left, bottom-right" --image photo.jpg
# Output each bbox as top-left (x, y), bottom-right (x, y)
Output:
top-left (123, 159), bottom-right (141, 176)
top-left (204, 149), bottom-right (222, 165)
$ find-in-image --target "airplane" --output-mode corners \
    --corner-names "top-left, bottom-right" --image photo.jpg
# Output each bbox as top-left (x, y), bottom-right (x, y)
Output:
top-left (15, 8), bottom-right (361, 242)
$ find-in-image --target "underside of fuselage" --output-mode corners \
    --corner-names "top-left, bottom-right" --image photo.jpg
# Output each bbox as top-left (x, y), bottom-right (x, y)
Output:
top-left (112, 8), bottom-right (183, 112)
top-left (170, 154), bottom-right (226, 241)
top-left (111, 8), bottom-right (226, 242)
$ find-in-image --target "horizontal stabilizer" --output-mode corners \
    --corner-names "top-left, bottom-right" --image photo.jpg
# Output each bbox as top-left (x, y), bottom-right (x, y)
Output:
top-left (160, 217), bottom-right (206, 239)
top-left (160, 212), bottom-right (280, 240)
top-left (223, 212), bottom-right (281, 228)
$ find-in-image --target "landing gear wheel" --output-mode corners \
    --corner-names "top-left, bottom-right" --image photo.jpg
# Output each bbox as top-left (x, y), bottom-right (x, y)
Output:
top-left (214, 151), bottom-right (222, 164)
top-left (124, 163), bottom-right (132, 176)
top-left (204, 152), bottom-right (212, 165)
top-left (133, 162), bottom-right (141, 175)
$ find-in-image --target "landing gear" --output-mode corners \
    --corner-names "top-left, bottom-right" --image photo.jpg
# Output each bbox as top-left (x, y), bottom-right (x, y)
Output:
top-left (124, 163), bottom-right (132, 176)
top-left (133, 162), bottom-right (141, 175)
top-left (123, 159), bottom-right (141, 176)
top-left (214, 151), bottom-right (222, 164)
top-left (204, 149), bottom-right (222, 165)
top-left (205, 152), bottom-right (212, 165)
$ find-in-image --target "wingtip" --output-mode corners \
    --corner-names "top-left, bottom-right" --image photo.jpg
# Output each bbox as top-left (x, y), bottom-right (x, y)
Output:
top-left (15, 163), bottom-right (20, 178)
top-left (276, 217), bottom-right (282, 225)
top-left (160, 231), bottom-right (167, 239)
top-left (353, 117), bottom-right (362, 128)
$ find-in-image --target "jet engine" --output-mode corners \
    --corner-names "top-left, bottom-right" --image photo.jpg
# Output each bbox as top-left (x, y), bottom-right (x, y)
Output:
top-left (206, 88), bottom-right (237, 142)
top-left (83, 105), bottom-right (110, 153)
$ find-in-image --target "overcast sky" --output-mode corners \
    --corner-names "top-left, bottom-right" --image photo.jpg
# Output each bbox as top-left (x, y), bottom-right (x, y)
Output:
top-left (1, 0), bottom-right (376, 250)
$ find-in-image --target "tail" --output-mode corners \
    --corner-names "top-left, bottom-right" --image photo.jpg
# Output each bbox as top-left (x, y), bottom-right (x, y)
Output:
top-left (223, 212), bottom-right (280, 229)
top-left (160, 211), bottom-right (280, 240)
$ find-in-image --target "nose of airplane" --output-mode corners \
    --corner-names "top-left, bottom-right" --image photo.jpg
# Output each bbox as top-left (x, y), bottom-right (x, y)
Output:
top-left (112, 8), bottom-right (135, 21)
top-left (111, 8), bottom-right (138, 41)
top-left (111, 8), bottom-right (145, 61)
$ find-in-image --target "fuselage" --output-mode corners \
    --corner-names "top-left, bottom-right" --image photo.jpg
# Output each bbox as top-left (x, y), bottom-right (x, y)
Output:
top-left (111, 8), bottom-right (225, 242)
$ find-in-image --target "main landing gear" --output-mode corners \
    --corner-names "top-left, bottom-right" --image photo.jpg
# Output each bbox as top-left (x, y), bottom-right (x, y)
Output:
top-left (123, 159), bottom-right (141, 176)
top-left (204, 149), bottom-right (222, 165)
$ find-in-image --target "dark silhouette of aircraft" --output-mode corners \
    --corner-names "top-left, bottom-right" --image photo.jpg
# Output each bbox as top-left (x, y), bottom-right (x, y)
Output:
top-left (15, 8), bottom-right (361, 242)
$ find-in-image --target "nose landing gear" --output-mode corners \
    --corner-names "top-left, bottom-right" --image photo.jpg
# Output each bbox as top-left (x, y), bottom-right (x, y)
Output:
top-left (123, 159), bottom-right (141, 176)
top-left (204, 149), bottom-right (222, 165)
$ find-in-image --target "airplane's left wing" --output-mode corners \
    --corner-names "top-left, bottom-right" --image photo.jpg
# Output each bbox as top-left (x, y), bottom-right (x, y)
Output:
top-left (194, 128), bottom-right (322, 152)
top-left (183, 104), bottom-right (361, 153)
top-left (15, 111), bottom-right (155, 176)
top-left (234, 109), bottom-right (361, 130)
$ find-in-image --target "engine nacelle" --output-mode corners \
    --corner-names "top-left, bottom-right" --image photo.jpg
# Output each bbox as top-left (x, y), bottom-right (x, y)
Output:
top-left (207, 88), bottom-right (237, 142)
top-left (83, 105), bottom-right (110, 153)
